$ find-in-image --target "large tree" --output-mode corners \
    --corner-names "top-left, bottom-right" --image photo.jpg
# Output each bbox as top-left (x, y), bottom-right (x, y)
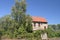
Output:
top-left (11, 0), bottom-right (32, 33)
top-left (0, 0), bottom-right (33, 38)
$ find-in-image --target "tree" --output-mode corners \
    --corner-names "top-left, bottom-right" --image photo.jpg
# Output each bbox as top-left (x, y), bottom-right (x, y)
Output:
top-left (51, 25), bottom-right (57, 30)
top-left (0, 0), bottom-right (33, 39)
top-left (26, 15), bottom-right (33, 33)
top-left (11, 0), bottom-right (26, 25)
top-left (57, 24), bottom-right (60, 30)
top-left (11, 0), bottom-right (26, 29)
top-left (11, 0), bottom-right (32, 33)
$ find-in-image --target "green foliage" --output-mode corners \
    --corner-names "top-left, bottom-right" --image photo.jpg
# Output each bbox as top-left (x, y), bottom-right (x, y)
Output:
top-left (11, 0), bottom-right (32, 33)
top-left (51, 25), bottom-right (57, 30)
top-left (18, 26), bottom-right (26, 34)
top-left (49, 24), bottom-right (60, 31)
top-left (33, 30), bottom-right (41, 38)
top-left (55, 31), bottom-right (60, 37)
top-left (26, 33), bottom-right (33, 38)
top-left (26, 15), bottom-right (33, 33)
top-left (47, 24), bottom-right (60, 38)
top-left (46, 27), bottom-right (56, 38)
top-left (1, 0), bottom-right (60, 39)
top-left (57, 24), bottom-right (60, 30)
top-left (0, 0), bottom-right (33, 39)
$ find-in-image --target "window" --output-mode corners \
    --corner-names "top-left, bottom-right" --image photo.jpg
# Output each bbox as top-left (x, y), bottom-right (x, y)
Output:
top-left (40, 22), bottom-right (42, 25)
top-left (38, 23), bottom-right (40, 27)
top-left (44, 26), bottom-right (46, 29)
top-left (34, 23), bottom-right (36, 27)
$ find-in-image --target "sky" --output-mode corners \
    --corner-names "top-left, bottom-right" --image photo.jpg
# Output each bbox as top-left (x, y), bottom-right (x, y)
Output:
top-left (0, 0), bottom-right (60, 24)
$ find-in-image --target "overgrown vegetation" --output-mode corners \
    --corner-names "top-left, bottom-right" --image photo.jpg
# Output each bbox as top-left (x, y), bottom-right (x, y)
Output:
top-left (46, 25), bottom-right (60, 38)
top-left (0, 0), bottom-right (60, 40)
top-left (0, 0), bottom-right (41, 40)
top-left (0, 0), bottom-right (33, 39)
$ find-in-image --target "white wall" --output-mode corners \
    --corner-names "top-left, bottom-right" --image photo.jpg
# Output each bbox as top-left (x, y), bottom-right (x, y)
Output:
top-left (32, 22), bottom-right (48, 30)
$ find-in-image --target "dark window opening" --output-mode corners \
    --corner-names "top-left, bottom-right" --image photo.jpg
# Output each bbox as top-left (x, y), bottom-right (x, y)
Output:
top-left (44, 26), bottom-right (46, 29)
top-left (34, 23), bottom-right (36, 27)
top-left (38, 23), bottom-right (40, 27)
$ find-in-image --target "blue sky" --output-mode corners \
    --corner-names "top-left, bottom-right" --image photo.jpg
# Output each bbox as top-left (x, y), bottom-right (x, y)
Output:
top-left (0, 0), bottom-right (60, 24)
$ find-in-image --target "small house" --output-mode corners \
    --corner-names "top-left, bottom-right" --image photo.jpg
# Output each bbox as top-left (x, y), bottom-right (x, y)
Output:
top-left (32, 16), bottom-right (48, 30)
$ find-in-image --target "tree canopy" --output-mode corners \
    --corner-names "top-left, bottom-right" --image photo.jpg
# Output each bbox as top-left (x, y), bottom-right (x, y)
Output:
top-left (0, 0), bottom-right (33, 39)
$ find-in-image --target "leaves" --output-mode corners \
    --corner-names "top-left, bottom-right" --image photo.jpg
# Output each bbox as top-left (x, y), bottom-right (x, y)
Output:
top-left (0, 0), bottom-right (33, 39)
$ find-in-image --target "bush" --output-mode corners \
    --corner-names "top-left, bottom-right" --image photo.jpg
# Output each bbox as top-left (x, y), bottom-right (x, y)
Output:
top-left (46, 27), bottom-right (56, 38)
top-left (33, 30), bottom-right (41, 38)
top-left (55, 31), bottom-right (60, 37)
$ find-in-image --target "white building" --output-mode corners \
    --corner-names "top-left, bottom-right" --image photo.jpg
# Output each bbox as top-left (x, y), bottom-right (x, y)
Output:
top-left (32, 16), bottom-right (48, 30)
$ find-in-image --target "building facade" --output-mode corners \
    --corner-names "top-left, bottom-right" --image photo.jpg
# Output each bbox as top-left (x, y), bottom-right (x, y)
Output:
top-left (32, 16), bottom-right (48, 30)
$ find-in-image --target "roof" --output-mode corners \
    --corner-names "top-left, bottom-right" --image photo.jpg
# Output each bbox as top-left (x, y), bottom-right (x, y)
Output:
top-left (32, 16), bottom-right (47, 22)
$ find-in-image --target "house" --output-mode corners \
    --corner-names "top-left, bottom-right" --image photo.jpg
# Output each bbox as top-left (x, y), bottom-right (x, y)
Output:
top-left (32, 16), bottom-right (48, 30)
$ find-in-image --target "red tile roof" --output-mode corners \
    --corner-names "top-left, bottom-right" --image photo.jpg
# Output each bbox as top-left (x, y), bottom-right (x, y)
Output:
top-left (32, 16), bottom-right (47, 22)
